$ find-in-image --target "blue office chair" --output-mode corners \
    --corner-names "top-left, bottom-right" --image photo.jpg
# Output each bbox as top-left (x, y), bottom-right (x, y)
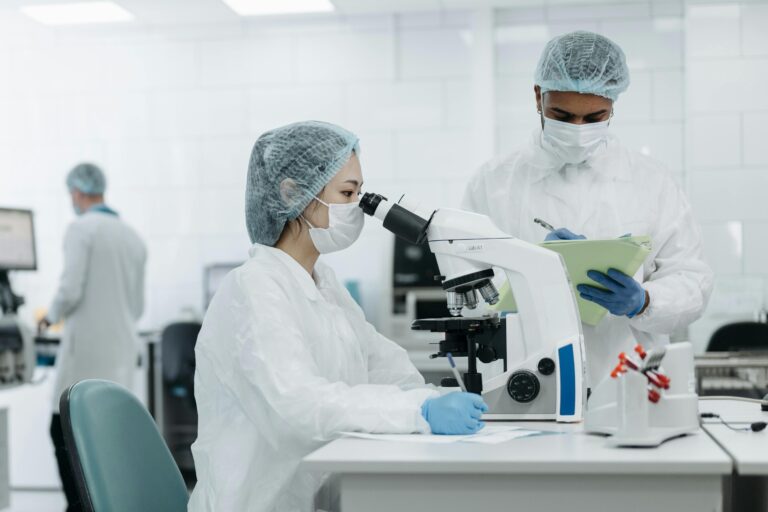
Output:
top-left (59, 379), bottom-right (189, 512)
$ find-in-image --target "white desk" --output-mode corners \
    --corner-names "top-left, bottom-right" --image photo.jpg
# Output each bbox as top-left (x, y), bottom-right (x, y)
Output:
top-left (304, 420), bottom-right (732, 512)
top-left (700, 399), bottom-right (768, 511)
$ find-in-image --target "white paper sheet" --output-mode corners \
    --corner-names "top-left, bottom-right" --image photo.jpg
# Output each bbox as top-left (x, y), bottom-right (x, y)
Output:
top-left (340, 425), bottom-right (549, 445)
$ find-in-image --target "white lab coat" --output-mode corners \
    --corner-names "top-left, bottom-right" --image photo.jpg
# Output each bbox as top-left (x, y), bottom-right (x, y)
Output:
top-left (189, 244), bottom-right (437, 512)
top-left (48, 210), bottom-right (146, 412)
top-left (462, 132), bottom-right (713, 386)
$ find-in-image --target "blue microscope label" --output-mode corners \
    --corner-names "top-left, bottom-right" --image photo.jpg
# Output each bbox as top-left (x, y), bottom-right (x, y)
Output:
top-left (558, 343), bottom-right (576, 416)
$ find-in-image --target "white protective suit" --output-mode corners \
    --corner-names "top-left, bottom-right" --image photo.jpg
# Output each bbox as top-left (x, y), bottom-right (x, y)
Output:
top-left (189, 243), bottom-right (438, 512)
top-left (462, 132), bottom-right (713, 385)
top-left (48, 209), bottom-right (146, 411)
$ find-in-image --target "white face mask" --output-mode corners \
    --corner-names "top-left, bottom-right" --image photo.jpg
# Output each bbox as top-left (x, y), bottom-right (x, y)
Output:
top-left (302, 197), bottom-right (364, 254)
top-left (542, 117), bottom-right (610, 165)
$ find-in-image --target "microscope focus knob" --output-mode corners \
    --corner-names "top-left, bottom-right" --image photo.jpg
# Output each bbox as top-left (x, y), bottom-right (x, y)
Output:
top-left (537, 357), bottom-right (556, 376)
top-left (507, 370), bottom-right (540, 403)
top-left (476, 345), bottom-right (497, 364)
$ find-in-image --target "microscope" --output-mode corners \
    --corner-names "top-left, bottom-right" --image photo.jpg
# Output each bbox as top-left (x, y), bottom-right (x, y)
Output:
top-left (360, 193), bottom-right (586, 422)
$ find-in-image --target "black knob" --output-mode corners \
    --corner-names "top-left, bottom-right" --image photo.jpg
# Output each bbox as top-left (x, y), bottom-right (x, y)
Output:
top-left (440, 377), bottom-right (459, 388)
top-left (477, 345), bottom-right (497, 364)
top-left (537, 357), bottom-right (556, 376)
top-left (507, 370), bottom-right (540, 403)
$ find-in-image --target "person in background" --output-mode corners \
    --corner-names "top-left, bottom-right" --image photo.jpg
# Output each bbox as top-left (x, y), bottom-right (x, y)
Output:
top-left (462, 31), bottom-right (713, 386)
top-left (39, 163), bottom-right (147, 512)
top-left (189, 121), bottom-right (487, 512)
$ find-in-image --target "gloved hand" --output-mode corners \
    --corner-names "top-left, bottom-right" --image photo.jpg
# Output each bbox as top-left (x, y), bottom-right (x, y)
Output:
top-left (577, 269), bottom-right (648, 318)
top-left (545, 228), bottom-right (587, 242)
top-left (421, 392), bottom-right (488, 435)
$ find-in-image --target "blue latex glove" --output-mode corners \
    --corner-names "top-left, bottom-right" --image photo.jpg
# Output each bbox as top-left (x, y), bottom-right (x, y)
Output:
top-left (421, 392), bottom-right (488, 435)
top-left (545, 228), bottom-right (587, 242)
top-left (577, 268), bottom-right (648, 318)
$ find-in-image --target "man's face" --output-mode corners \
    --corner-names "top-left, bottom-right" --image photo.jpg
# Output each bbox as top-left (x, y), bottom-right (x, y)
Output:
top-left (70, 189), bottom-right (84, 214)
top-left (535, 86), bottom-right (613, 126)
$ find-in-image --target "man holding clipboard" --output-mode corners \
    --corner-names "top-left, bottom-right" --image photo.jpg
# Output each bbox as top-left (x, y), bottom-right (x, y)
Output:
top-left (462, 31), bottom-right (713, 385)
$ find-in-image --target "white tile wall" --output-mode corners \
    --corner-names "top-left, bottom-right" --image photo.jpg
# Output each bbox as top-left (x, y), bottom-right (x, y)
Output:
top-left (742, 4), bottom-right (768, 56)
top-left (743, 222), bottom-right (768, 275)
top-left (699, 222), bottom-right (744, 276)
top-left (686, 1), bottom-right (768, 347)
top-left (398, 28), bottom-right (472, 79)
top-left (686, 4), bottom-right (741, 58)
top-left (686, 113), bottom-right (742, 168)
top-left (743, 112), bottom-right (768, 166)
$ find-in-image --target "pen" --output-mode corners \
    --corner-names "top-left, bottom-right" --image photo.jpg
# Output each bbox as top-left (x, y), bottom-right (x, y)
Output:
top-left (446, 352), bottom-right (467, 392)
top-left (534, 218), bottom-right (555, 232)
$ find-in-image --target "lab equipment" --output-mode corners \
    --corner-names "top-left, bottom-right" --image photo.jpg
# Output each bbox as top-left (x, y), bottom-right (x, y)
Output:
top-left (302, 198), bottom-right (364, 254)
top-left (535, 31), bottom-right (630, 101)
top-left (446, 353), bottom-right (467, 392)
top-left (541, 117), bottom-right (610, 165)
top-left (585, 342), bottom-right (700, 447)
top-left (0, 208), bottom-right (38, 388)
top-left (579, 268), bottom-right (647, 318)
top-left (533, 218), bottom-right (555, 232)
top-left (67, 162), bottom-right (106, 195)
top-left (245, 120), bottom-right (359, 247)
top-left (421, 392), bottom-right (486, 435)
top-left (360, 192), bottom-right (586, 422)
top-left (382, 236), bottom-right (452, 382)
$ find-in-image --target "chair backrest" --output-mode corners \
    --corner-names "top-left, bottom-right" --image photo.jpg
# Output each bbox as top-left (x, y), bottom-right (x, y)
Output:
top-left (707, 322), bottom-right (768, 352)
top-left (161, 322), bottom-right (201, 385)
top-left (60, 379), bottom-right (189, 512)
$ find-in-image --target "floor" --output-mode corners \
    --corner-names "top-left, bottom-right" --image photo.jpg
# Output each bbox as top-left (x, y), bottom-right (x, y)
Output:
top-left (4, 490), bottom-right (66, 512)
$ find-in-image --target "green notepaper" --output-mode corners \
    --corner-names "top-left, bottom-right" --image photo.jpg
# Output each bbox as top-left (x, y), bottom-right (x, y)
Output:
top-left (492, 236), bottom-right (652, 326)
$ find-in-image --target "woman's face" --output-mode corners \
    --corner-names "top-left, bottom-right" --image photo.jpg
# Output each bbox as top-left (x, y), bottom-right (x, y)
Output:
top-left (303, 152), bottom-right (363, 229)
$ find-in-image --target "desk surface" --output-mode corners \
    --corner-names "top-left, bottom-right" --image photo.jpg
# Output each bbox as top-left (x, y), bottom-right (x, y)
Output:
top-left (699, 399), bottom-right (768, 476)
top-left (303, 420), bottom-right (731, 476)
top-left (699, 398), bottom-right (768, 423)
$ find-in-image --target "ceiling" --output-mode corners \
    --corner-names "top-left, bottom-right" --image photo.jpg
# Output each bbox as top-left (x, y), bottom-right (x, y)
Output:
top-left (0, 0), bottom-right (655, 27)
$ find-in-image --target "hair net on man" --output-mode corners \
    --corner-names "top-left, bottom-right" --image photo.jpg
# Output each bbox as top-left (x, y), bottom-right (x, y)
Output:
top-left (66, 163), bottom-right (107, 195)
top-left (534, 31), bottom-right (630, 102)
top-left (246, 120), bottom-right (360, 247)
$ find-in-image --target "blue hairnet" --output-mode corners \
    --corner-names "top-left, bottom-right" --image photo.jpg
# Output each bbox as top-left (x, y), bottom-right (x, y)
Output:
top-left (534, 31), bottom-right (630, 102)
top-left (66, 163), bottom-right (106, 195)
top-left (246, 121), bottom-right (360, 246)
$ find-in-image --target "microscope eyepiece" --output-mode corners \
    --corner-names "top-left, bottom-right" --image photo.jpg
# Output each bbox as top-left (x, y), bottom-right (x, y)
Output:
top-left (359, 192), bottom-right (386, 216)
top-left (359, 191), bottom-right (433, 245)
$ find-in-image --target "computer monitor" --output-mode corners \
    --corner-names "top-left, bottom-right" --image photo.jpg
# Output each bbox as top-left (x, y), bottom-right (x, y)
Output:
top-left (0, 208), bottom-right (37, 271)
top-left (392, 237), bottom-right (440, 289)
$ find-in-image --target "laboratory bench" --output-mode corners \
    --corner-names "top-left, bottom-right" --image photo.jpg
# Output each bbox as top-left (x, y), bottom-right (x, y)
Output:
top-left (700, 398), bottom-right (768, 511)
top-left (304, 398), bottom-right (768, 512)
